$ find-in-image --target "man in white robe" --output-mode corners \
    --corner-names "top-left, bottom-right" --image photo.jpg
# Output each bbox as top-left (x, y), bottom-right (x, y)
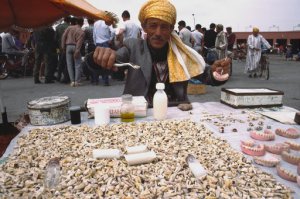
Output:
top-left (245, 27), bottom-right (271, 77)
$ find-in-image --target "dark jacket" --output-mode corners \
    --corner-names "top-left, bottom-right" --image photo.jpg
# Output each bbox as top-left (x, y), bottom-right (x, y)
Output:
top-left (87, 38), bottom-right (226, 105)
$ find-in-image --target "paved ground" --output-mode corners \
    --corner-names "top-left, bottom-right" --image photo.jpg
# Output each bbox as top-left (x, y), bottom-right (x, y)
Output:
top-left (0, 54), bottom-right (299, 123)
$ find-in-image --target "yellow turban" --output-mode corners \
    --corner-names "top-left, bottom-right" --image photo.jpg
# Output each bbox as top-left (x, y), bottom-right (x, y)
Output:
top-left (253, 27), bottom-right (259, 33)
top-left (138, 0), bottom-right (176, 25)
top-left (138, 0), bottom-right (205, 83)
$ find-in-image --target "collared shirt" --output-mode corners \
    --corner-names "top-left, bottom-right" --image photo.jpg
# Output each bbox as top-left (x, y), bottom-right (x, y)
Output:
top-left (192, 30), bottom-right (203, 47)
top-left (119, 19), bottom-right (141, 40)
top-left (1, 33), bottom-right (18, 53)
top-left (61, 25), bottom-right (85, 53)
top-left (179, 27), bottom-right (193, 47)
top-left (93, 20), bottom-right (115, 45)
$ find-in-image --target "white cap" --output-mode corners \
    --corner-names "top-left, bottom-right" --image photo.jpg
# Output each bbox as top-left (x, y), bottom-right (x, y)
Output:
top-left (156, 83), bottom-right (165, 90)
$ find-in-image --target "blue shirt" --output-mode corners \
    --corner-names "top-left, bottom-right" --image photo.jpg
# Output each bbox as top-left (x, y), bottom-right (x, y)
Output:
top-left (93, 20), bottom-right (115, 45)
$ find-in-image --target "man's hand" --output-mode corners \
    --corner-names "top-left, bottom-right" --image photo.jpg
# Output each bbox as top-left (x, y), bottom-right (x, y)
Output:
top-left (93, 47), bottom-right (117, 70)
top-left (211, 58), bottom-right (231, 74)
top-left (211, 58), bottom-right (231, 81)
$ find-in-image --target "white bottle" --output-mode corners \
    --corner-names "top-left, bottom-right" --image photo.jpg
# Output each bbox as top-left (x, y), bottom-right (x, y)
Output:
top-left (153, 83), bottom-right (168, 120)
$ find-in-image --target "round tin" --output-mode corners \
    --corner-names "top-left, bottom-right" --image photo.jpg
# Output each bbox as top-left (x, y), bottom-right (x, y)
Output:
top-left (27, 96), bottom-right (70, 125)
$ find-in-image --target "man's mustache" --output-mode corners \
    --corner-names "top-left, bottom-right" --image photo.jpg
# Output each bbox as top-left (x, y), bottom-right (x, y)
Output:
top-left (151, 36), bottom-right (164, 41)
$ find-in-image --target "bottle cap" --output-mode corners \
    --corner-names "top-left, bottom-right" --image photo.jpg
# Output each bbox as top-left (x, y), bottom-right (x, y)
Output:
top-left (156, 83), bottom-right (165, 90)
top-left (69, 106), bottom-right (81, 111)
top-left (122, 94), bottom-right (133, 101)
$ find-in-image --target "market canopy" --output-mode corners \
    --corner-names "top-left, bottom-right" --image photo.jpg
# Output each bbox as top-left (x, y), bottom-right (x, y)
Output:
top-left (0, 0), bottom-right (118, 31)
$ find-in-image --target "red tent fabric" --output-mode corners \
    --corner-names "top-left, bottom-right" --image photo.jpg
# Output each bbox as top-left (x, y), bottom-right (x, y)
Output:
top-left (0, 0), bottom-right (118, 30)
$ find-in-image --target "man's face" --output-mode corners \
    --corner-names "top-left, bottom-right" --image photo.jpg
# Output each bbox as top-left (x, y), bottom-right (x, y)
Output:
top-left (105, 21), bottom-right (112, 26)
top-left (178, 25), bottom-right (183, 31)
top-left (253, 31), bottom-right (258, 37)
top-left (143, 18), bottom-right (173, 49)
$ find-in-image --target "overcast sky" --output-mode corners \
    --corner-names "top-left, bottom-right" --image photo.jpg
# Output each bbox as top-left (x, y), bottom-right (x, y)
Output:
top-left (87, 0), bottom-right (300, 32)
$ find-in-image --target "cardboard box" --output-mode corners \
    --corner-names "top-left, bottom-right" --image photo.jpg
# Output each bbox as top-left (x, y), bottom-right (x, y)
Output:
top-left (220, 88), bottom-right (284, 108)
top-left (187, 83), bottom-right (206, 95)
top-left (87, 96), bottom-right (147, 117)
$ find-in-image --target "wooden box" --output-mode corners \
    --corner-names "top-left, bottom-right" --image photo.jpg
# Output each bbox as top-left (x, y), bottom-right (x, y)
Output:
top-left (220, 88), bottom-right (284, 108)
top-left (187, 83), bottom-right (206, 95)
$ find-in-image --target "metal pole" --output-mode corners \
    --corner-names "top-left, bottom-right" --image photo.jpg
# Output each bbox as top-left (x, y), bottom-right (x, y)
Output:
top-left (192, 14), bottom-right (195, 28)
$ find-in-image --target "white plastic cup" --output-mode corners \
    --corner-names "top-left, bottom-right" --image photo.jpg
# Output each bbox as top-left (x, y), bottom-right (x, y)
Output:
top-left (80, 112), bottom-right (88, 122)
top-left (94, 105), bottom-right (110, 125)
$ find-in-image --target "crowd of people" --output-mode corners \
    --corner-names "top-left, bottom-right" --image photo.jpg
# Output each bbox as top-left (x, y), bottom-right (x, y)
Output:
top-left (2, 1), bottom-right (276, 104)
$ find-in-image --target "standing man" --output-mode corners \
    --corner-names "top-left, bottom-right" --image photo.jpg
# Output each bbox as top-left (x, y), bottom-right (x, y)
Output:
top-left (33, 26), bottom-right (56, 84)
top-left (115, 10), bottom-right (141, 81)
top-left (245, 27), bottom-right (271, 78)
top-left (89, 0), bottom-right (230, 106)
top-left (61, 17), bottom-right (85, 87)
top-left (215, 24), bottom-right (228, 60)
top-left (118, 10), bottom-right (141, 41)
top-left (93, 19), bottom-right (115, 86)
top-left (55, 16), bottom-right (70, 83)
top-left (226, 27), bottom-right (236, 52)
top-left (203, 23), bottom-right (217, 57)
top-left (178, 20), bottom-right (193, 47)
top-left (192, 24), bottom-right (204, 54)
top-left (82, 19), bottom-right (95, 82)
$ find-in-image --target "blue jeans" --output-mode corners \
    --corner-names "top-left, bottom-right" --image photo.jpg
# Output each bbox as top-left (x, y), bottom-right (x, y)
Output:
top-left (66, 45), bottom-right (82, 82)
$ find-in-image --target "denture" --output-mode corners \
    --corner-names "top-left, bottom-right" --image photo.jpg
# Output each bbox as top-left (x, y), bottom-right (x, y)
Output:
top-left (275, 128), bottom-right (300, 139)
top-left (241, 140), bottom-right (254, 147)
top-left (285, 140), bottom-right (300, 151)
top-left (265, 143), bottom-right (290, 155)
top-left (250, 129), bottom-right (275, 141)
top-left (253, 154), bottom-right (280, 167)
top-left (281, 150), bottom-right (300, 165)
top-left (240, 140), bottom-right (265, 156)
top-left (276, 165), bottom-right (297, 182)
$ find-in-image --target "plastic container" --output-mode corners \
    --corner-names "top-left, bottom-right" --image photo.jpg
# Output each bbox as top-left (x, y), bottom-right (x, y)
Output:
top-left (153, 83), bottom-right (168, 120)
top-left (44, 158), bottom-right (60, 190)
top-left (120, 94), bottom-right (135, 122)
top-left (69, 106), bottom-right (81, 124)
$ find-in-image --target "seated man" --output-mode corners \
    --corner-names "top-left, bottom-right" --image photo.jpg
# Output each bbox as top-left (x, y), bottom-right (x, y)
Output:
top-left (1, 28), bottom-right (28, 66)
top-left (88, 0), bottom-right (230, 106)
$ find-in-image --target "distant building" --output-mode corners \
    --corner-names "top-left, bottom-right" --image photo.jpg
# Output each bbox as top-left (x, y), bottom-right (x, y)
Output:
top-left (235, 31), bottom-right (300, 53)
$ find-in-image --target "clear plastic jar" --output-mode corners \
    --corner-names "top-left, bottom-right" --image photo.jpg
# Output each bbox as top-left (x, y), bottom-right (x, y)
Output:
top-left (44, 158), bottom-right (60, 190)
top-left (120, 94), bottom-right (135, 122)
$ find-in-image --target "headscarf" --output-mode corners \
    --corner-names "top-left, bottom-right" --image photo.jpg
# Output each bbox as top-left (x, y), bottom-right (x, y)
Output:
top-left (253, 27), bottom-right (259, 33)
top-left (138, 0), bottom-right (205, 83)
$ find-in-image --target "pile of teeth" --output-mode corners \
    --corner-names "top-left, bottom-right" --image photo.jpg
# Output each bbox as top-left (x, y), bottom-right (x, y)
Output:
top-left (0, 120), bottom-right (293, 198)
top-left (199, 113), bottom-right (245, 128)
